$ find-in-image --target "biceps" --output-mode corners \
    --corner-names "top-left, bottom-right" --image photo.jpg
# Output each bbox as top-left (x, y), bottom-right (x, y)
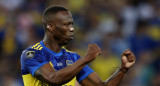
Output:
top-left (80, 72), bottom-right (103, 86)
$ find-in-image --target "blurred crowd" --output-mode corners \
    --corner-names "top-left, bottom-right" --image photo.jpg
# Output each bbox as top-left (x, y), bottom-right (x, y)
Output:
top-left (0, 0), bottom-right (160, 86)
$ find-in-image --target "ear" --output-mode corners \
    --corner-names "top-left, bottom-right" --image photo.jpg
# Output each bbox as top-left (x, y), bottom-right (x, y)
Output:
top-left (47, 24), bottom-right (54, 32)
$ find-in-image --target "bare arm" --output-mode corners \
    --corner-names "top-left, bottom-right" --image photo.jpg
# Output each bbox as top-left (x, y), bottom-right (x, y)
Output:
top-left (103, 68), bottom-right (128, 86)
top-left (80, 49), bottom-right (136, 86)
top-left (104, 49), bottom-right (136, 86)
top-left (34, 44), bottom-right (101, 85)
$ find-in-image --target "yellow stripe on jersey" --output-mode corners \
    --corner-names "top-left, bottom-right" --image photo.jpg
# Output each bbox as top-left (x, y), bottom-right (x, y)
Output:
top-left (22, 74), bottom-right (42, 86)
top-left (35, 45), bottom-right (41, 50)
top-left (49, 61), bottom-right (76, 86)
top-left (39, 46), bottom-right (43, 50)
top-left (22, 74), bottom-right (50, 86)
top-left (49, 62), bottom-right (53, 67)
top-left (62, 77), bottom-right (76, 86)
top-left (31, 43), bottom-right (40, 49)
top-left (31, 42), bottom-right (43, 50)
top-left (62, 46), bottom-right (75, 53)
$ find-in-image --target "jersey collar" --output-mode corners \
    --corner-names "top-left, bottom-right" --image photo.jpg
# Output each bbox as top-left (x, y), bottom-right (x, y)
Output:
top-left (40, 41), bottom-right (63, 57)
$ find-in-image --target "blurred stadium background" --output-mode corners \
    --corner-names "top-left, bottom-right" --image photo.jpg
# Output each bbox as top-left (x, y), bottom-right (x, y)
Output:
top-left (0, 0), bottom-right (160, 86)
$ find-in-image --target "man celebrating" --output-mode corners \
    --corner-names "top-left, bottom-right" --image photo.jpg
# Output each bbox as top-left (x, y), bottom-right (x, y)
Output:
top-left (21, 5), bottom-right (136, 86)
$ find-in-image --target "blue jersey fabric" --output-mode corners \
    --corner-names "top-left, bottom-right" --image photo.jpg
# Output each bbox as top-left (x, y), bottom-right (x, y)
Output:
top-left (21, 41), bottom-right (94, 83)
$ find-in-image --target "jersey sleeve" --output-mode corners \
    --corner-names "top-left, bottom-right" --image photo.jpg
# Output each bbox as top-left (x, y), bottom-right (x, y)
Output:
top-left (21, 49), bottom-right (48, 76)
top-left (73, 53), bottom-right (94, 83)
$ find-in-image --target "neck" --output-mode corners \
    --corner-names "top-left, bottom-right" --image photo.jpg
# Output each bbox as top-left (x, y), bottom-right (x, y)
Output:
top-left (43, 34), bottom-right (62, 53)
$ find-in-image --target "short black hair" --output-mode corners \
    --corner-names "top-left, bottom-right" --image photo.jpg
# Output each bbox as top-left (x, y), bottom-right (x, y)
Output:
top-left (42, 5), bottom-right (68, 30)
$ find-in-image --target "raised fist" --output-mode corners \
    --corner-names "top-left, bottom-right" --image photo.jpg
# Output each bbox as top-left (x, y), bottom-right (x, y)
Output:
top-left (121, 49), bottom-right (136, 69)
top-left (84, 44), bottom-right (101, 63)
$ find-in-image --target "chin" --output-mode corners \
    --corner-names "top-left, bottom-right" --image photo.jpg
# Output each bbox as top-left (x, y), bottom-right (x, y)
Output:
top-left (62, 42), bottom-right (69, 45)
top-left (60, 41), bottom-right (70, 45)
top-left (60, 38), bottom-right (73, 45)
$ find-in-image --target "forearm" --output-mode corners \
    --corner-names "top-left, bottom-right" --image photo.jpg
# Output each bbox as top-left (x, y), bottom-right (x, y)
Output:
top-left (49, 57), bottom-right (88, 85)
top-left (103, 68), bottom-right (128, 86)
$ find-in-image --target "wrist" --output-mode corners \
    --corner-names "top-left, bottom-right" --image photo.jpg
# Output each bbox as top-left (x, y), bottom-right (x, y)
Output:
top-left (119, 68), bottom-right (129, 73)
top-left (81, 57), bottom-right (90, 64)
top-left (83, 55), bottom-right (93, 63)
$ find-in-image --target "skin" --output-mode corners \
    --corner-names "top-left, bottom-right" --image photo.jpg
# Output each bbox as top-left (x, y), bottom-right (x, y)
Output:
top-left (34, 11), bottom-right (136, 86)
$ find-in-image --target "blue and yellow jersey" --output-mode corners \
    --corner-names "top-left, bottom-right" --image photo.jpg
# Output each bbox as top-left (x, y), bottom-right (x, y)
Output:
top-left (21, 41), bottom-right (94, 86)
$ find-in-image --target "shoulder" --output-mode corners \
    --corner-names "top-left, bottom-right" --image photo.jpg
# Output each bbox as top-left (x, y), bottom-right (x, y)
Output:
top-left (30, 42), bottom-right (43, 51)
top-left (21, 42), bottom-right (45, 60)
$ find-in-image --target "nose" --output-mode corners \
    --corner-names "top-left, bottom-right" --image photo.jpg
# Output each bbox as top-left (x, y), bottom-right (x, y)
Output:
top-left (69, 27), bottom-right (74, 32)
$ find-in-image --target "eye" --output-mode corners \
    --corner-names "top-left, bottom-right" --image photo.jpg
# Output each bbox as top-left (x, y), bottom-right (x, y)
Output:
top-left (64, 22), bottom-right (73, 26)
top-left (68, 22), bottom-right (73, 25)
top-left (64, 23), bottom-right (67, 26)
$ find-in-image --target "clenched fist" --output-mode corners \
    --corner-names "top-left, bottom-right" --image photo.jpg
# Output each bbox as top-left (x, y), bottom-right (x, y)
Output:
top-left (121, 49), bottom-right (136, 72)
top-left (84, 44), bottom-right (101, 63)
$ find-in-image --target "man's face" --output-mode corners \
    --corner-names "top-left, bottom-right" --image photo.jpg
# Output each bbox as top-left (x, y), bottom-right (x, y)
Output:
top-left (51, 11), bottom-right (74, 45)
